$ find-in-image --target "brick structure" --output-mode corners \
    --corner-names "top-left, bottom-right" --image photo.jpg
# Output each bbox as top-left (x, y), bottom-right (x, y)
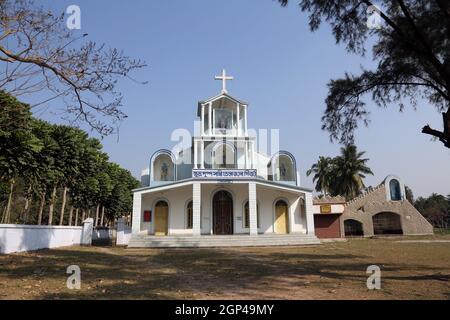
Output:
top-left (341, 175), bottom-right (433, 237)
top-left (313, 196), bottom-right (346, 239)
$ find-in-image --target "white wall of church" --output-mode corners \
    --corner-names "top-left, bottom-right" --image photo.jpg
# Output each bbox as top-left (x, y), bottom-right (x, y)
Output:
top-left (136, 182), bottom-right (309, 236)
top-left (256, 187), bottom-right (307, 234)
top-left (140, 185), bottom-right (193, 235)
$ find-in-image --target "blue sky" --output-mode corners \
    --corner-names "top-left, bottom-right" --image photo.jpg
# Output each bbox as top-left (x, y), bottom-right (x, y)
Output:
top-left (34, 0), bottom-right (449, 197)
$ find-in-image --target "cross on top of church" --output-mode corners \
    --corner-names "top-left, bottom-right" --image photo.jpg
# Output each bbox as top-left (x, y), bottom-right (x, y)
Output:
top-left (215, 69), bottom-right (233, 94)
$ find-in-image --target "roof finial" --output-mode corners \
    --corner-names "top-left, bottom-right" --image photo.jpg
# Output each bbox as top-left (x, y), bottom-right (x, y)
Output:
top-left (215, 68), bottom-right (233, 94)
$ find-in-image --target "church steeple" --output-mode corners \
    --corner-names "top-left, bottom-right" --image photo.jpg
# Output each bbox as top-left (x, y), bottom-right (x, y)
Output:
top-left (197, 69), bottom-right (248, 138)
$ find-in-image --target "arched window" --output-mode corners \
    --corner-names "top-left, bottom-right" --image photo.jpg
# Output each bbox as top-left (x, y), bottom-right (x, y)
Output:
top-left (244, 201), bottom-right (260, 228)
top-left (186, 201), bottom-right (193, 229)
top-left (151, 151), bottom-right (175, 182)
top-left (212, 143), bottom-right (236, 169)
top-left (211, 97), bottom-right (240, 135)
top-left (389, 179), bottom-right (402, 201)
top-left (269, 152), bottom-right (297, 183)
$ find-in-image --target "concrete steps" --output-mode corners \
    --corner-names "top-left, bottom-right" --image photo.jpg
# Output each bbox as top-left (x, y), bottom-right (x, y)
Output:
top-left (127, 234), bottom-right (321, 248)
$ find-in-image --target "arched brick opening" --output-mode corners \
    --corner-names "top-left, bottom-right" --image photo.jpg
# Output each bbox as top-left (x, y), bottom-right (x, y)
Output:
top-left (344, 219), bottom-right (364, 237)
top-left (372, 212), bottom-right (403, 235)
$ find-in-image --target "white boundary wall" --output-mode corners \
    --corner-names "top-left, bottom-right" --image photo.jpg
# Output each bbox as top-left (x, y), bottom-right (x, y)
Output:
top-left (116, 218), bottom-right (131, 246)
top-left (0, 219), bottom-right (93, 254)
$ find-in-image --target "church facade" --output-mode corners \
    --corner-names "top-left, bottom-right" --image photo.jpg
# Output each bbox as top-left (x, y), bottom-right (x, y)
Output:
top-left (130, 70), bottom-right (319, 246)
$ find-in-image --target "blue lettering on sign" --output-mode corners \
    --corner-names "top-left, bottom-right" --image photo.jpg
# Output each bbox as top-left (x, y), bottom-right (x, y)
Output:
top-left (193, 169), bottom-right (257, 179)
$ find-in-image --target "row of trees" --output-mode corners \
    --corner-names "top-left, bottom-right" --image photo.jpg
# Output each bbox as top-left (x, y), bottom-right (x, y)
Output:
top-left (307, 144), bottom-right (373, 200)
top-left (0, 91), bottom-right (139, 226)
top-left (414, 194), bottom-right (450, 230)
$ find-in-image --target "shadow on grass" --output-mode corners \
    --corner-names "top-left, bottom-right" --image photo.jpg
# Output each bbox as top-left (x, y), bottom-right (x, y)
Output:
top-left (1, 244), bottom-right (449, 300)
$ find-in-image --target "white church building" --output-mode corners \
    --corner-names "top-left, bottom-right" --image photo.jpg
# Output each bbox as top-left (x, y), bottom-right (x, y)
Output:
top-left (129, 70), bottom-right (319, 247)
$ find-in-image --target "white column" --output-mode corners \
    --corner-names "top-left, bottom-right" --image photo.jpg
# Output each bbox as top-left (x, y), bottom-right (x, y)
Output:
top-left (245, 141), bottom-right (249, 169)
top-left (250, 141), bottom-right (255, 169)
top-left (304, 192), bottom-right (315, 235)
top-left (193, 140), bottom-right (198, 169)
top-left (200, 140), bottom-right (205, 169)
top-left (236, 103), bottom-right (241, 137)
top-left (81, 218), bottom-right (94, 246)
top-left (201, 104), bottom-right (205, 136)
top-left (244, 105), bottom-right (248, 136)
top-left (131, 192), bottom-right (142, 234)
top-left (208, 102), bottom-right (212, 135)
top-left (193, 183), bottom-right (201, 236)
top-left (249, 182), bottom-right (258, 235)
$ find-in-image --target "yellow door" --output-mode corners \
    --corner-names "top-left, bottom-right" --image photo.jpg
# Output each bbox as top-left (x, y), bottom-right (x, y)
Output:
top-left (275, 202), bottom-right (288, 234)
top-left (154, 204), bottom-right (168, 236)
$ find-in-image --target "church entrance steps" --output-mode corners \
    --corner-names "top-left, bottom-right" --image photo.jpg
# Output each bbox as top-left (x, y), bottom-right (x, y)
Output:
top-left (127, 234), bottom-right (321, 248)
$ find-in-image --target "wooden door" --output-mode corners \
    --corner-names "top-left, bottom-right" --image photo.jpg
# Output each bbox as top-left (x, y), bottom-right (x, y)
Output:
top-left (213, 191), bottom-right (233, 235)
top-left (275, 201), bottom-right (288, 234)
top-left (154, 202), bottom-right (168, 236)
top-left (314, 214), bottom-right (341, 239)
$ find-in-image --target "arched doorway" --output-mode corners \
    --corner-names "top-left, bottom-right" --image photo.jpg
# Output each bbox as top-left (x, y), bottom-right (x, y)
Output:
top-left (154, 200), bottom-right (169, 236)
top-left (274, 200), bottom-right (289, 234)
top-left (372, 212), bottom-right (403, 235)
top-left (213, 191), bottom-right (233, 235)
top-left (344, 219), bottom-right (364, 237)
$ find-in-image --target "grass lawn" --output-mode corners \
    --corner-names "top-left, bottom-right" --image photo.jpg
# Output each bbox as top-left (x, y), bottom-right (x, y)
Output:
top-left (1, 235), bottom-right (450, 300)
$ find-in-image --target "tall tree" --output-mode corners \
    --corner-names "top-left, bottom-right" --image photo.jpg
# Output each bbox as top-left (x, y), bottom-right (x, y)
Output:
top-left (279, 0), bottom-right (450, 149)
top-left (306, 156), bottom-right (334, 195)
top-left (0, 0), bottom-right (146, 135)
top-left (308, 145), bottom-right (373, 200)
top-left (405, 185), bottom-right (415, 203)
top-left (415, 193), bottom-right (449, 229)
top-left (0, 91), bottom-right (42, 223)
top-left (334, 145), bottom-right (374, 200)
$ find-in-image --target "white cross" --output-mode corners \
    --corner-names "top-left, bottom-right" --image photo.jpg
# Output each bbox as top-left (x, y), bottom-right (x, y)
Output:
top-left (215, 68), bottom-right (233, 94)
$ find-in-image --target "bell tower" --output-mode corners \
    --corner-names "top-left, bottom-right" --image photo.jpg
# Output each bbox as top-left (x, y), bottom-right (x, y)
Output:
top-left (193, 70), bottom-right (255, 170)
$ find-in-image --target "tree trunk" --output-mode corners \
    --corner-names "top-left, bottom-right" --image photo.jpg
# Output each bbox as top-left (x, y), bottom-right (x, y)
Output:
top-left (22, 184), bottom-right (32, 223)
top-left (37, 191), bottom-right (46, 225)
top-left (74, 208), bottom-right (79, 226)
top-left (68, 206), bottom-right (74, 226)
top-left (4, 179), bottom-right (15, 224)
top-left (47, 186), bottom-right (57, 225)
top-left (81, 209), bottom-right (86, 222)
top-left (100, 206), bottom-right (105, 226)
top-left (1, 206), bottom-right (6, 224)
top-left (95, 204), bottom-right (100, 227)
top-left (59, 186), bottom-right (68, 226)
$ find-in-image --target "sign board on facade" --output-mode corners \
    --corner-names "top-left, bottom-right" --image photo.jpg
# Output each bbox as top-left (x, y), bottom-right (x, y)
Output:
top-left (193, 169), bottom-right (257, 179)
top-left (320, 205), bottom-right (332, 214)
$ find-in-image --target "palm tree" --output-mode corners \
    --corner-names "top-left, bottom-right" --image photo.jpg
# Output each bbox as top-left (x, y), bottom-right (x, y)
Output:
top-left (334, 145), bottom-right (373, 200)
top-left (307, 156), bottom-right (334, 196)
